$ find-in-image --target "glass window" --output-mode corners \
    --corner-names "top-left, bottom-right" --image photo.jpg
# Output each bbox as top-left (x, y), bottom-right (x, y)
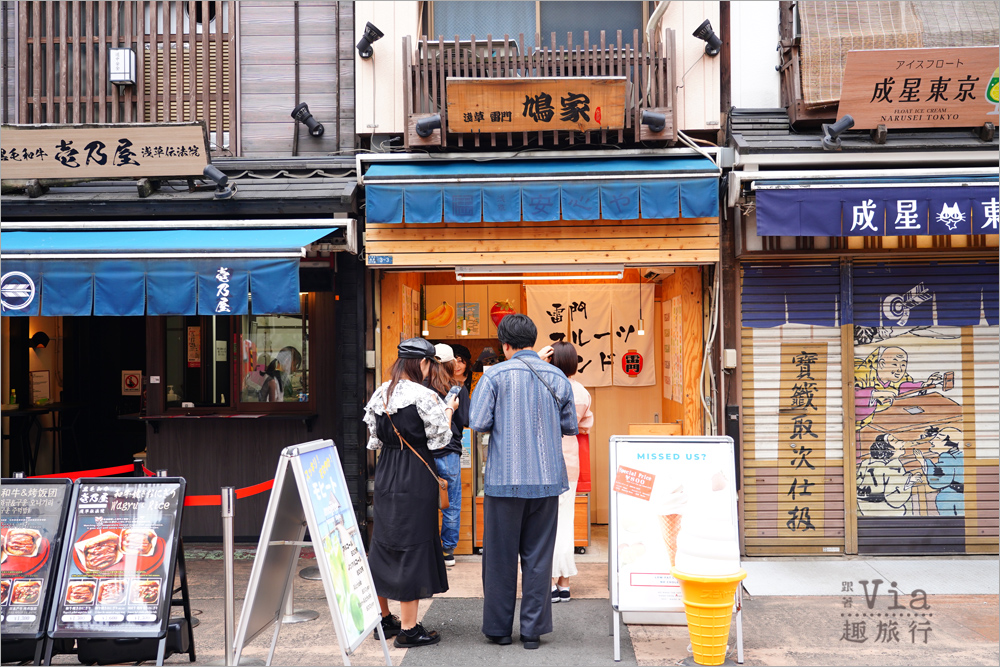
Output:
top-left (239, 302), bottom-right (310, 405)
top-left (164, 316), bottom-right (231, 408)
top-left (539, 1), bottom-right (645, 49)
top-left (431, 1), bottom-right (535, 40)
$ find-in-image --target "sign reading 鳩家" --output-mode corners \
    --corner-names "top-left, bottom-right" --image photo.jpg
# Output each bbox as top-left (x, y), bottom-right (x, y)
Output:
top-left (0, 122), bottom-right (210, 180)
top-left (837, 47), bottom-right (999, 130)
top-left (447, 77), bottom-right (626, 133)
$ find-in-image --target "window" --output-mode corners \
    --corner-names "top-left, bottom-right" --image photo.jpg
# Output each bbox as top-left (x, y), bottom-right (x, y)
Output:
top-left (429, 1), bottom-right (649, 48)
top-left (162, 296), bottom-right (312, 412)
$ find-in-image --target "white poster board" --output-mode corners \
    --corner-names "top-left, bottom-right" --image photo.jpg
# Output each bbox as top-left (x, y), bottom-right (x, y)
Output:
top-left (233, 440), bottom-right (388, 666)
top-left (609, 435), bottom-right (743, 662)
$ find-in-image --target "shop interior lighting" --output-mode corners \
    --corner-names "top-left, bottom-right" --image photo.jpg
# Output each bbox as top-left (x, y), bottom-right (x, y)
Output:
top-left (356, 21), bottom-right (384, 59)
top-left (822, 115), bottom-right (855, 151)
top-left (460, 281), bottom-right (469, 336)
top-left (455, 264), bottom-right (625, 282)
top-left (637, 279), bottom-right (645, 336)
top-left (421, 286), bottom-right (430, 336)
top-left (692, 19), bottom-right (722, 56)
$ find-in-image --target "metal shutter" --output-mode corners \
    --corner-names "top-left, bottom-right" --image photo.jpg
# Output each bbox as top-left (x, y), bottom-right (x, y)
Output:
top-left (740, 264), bottom-right (847, 555)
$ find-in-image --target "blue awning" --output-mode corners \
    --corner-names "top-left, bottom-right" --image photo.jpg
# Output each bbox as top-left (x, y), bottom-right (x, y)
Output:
top-left (363, 156), bottom-right (720, 223)
top-left (0, 226), bottom-right (338, 316)
top-left (755, 177), bottom-right (999, 237)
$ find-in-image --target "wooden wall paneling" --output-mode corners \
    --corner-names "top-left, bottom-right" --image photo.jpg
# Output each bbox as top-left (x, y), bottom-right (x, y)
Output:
top-left (378, 272), bottom-right (424, 380)
top-left (59, 2), bottom-right (69, 123)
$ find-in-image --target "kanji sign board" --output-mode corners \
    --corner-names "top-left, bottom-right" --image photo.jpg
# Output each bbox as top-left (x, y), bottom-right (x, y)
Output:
top-left (837, 47), bottom-right (999, 130)
top-left (0, 122), bottom-right (210, 180)
top-left (447, 77), bottom-right (626, 133)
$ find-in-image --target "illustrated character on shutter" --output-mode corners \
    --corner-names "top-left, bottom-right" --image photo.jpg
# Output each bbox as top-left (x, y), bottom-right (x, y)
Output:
top-left (856, 433), bottom-right (922, 517)
top-left (913, 427), bottom-right (965, 517)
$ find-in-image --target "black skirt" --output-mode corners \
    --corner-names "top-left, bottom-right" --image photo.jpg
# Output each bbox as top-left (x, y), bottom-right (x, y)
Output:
top-left (369, 405), bottom-right (448, 601)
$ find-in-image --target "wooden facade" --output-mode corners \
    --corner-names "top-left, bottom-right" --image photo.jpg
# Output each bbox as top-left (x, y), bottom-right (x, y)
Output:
top-left (366, 217), bottom-right (719, 268)
top-left (403, 30), bottom-right (676, 149)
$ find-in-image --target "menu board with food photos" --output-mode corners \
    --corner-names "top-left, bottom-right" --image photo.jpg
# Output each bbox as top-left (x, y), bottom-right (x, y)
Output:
top-left (0, 479), bottom-right (73, 639)
top-left (49, 478), bottom-right (185, 639)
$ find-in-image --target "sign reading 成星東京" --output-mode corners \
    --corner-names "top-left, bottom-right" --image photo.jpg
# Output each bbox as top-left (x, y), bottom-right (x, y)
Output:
top-left (447, 77), bottom-right (627, 133)
top-left (0, 122), bottom-right (210, 180)
top-left (837, 46), bottom-right (999, 130)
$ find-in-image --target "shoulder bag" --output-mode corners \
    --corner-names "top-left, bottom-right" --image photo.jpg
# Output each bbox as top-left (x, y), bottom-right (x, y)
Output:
top-left (383, 393), bottom-right (450, 509)
top-left (515, 357), bottom-right (560, 403)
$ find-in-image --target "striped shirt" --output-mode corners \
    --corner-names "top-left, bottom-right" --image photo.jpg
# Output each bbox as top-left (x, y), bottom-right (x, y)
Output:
top-left (469, 350), bottom-right (578, 498)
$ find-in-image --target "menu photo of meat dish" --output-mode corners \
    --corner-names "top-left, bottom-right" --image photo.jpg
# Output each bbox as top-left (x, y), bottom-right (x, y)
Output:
top-left (97, 579), bottom-right (128, 605)
top-left (129, 579), bottom-right (160, 606)
top-left (65, 580), bottom-right (97, 606)
top-left (119, 528), bottom-right (156, 556)
top-left (10, 580), bottom-right (42, 605)
top-left (4, 528), bottom-right (42, 559)
top-left (1, 579), bottom-right (10, 604)
top-left (74, 531), bottom-right (123, 572)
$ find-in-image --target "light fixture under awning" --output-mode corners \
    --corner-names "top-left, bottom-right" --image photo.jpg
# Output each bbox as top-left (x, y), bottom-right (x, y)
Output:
top-left (455, 264), bottom-right (625, 281)
top-left (0, 226), bottom-right (340, 316)
top-left (364, 156), bottom-right (721, 223)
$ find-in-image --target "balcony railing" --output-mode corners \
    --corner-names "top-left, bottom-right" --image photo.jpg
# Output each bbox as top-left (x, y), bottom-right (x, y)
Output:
top-left (16, 1), bottom-right (235, 154)
top-left (403, 30), bottom-right (675, 149)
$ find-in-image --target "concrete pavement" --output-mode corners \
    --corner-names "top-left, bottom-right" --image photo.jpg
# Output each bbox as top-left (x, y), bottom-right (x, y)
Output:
top-left (34, 544), bottom-right (999, 666)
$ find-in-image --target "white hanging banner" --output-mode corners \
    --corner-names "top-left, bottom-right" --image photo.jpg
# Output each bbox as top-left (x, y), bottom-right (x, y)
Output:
top-left (567, 285), bottom-right (613, 388)
top-left (526, 285), bottom-right (571, 348)
top-left (611, 284), bottom-right (656, 386)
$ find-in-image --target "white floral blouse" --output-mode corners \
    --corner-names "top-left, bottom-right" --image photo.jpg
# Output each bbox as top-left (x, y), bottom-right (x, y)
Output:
top-left (363, 379), bottom-right (451, 451)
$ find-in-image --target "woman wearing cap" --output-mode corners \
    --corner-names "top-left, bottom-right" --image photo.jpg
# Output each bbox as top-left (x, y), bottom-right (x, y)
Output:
top-left (364, 338), bottom-right (460, 647)
top-left (539, 341), bottom-right (594, 603)
top-left (428, 344), bottom-right (469, 567)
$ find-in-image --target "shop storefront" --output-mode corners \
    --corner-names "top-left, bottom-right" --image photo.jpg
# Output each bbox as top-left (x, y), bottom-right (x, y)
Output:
top-left (360, 151), bottom-right (723, 552)
top-left (1, 164), bottom-right (363, 539)
top-left (731, 166), bottom-right (999, 556)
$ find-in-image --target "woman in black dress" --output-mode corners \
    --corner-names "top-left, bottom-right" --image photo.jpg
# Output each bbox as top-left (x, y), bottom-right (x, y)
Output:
top-left (364, 338), bottom-right (459, 647)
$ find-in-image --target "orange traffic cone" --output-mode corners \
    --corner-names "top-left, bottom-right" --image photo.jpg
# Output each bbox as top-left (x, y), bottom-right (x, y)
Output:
top-left (670, 567), bottom-right (746, 666)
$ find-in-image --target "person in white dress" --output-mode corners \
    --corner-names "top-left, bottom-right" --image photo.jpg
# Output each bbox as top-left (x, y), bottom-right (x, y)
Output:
top-left (540, 341), bottom-right (593, 602)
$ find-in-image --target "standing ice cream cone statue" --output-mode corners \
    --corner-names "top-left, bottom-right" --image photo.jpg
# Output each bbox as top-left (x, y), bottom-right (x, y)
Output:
top-left (670, 518), bottom-right (745, 666)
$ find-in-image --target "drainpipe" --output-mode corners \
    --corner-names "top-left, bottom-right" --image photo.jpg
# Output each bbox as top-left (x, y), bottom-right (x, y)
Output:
top-left (292, 1), bottom-right (300, 156)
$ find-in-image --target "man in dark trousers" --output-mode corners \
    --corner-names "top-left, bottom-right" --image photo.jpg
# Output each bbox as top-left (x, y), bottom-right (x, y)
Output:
top-left (469, 314), bottom-right (578, 649)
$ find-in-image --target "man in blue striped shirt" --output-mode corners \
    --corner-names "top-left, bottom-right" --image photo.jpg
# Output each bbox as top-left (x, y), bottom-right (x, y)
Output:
top-left (469, 314), bottom-right (578, 649)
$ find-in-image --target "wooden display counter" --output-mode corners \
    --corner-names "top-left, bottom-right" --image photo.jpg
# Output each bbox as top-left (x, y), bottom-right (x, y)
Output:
top-left (474, 493), bottom-right (590, 550)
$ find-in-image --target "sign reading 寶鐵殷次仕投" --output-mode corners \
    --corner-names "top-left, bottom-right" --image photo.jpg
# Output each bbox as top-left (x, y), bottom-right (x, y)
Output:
top-left (447, 77), bottom-right (626, 133)
top-left (0, 123), bottom-right (210, 181)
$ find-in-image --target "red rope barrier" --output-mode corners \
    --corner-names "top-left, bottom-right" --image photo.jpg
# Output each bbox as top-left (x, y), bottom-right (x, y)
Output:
top-left (25, 463), bottom-right (275, 507)
top-left (29, 464), bottom-right (135, 481)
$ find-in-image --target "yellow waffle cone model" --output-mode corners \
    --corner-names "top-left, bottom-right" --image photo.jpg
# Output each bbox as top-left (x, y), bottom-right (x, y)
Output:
top-left (670, 568), bottom-right (746, 666)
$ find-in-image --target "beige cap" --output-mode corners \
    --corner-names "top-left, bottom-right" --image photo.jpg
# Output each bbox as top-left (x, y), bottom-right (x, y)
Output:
top-left (433, 343), bottom-right (456, 363)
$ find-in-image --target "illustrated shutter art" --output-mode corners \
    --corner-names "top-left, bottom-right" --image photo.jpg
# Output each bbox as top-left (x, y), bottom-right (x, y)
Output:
top-left (852, 261), bottom-right (999, 555)
top-left (740, 264), bottom-right (846, 555)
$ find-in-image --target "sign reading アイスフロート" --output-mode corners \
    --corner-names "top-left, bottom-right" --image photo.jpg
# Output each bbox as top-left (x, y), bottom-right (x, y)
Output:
top-left (0, 479), bottom-right (72, 639)
top-left (447, 77), bottom-right (627, 133)
top-left (50, 478), bottom-right (185, 639)
top-left (837, 47), bottom-right (999, 129)
top-left (0, 123), bottom-right (210, 180)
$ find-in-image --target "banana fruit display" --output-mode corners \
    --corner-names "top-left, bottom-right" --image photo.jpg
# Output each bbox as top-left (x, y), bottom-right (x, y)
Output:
top-left (427, 301), bottom-right (455, 327)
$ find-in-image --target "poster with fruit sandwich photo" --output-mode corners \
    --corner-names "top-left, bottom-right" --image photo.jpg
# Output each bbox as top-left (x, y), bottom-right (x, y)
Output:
top-left (49, 478), bottom-right (186, 640)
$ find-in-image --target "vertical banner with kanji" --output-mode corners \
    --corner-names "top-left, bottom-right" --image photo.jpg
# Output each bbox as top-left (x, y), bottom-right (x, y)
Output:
top-left (526, 285), bottom-right (572, 347)
top-left (778, 343), bottom-right (828, 537)
top-left (611, 284), bottom-right (656, 387)
top-left (565, 285), bottom-right (613, 388)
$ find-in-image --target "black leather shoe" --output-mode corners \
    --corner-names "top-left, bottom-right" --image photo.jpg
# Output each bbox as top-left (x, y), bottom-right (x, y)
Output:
top-left (520, 635), bottom-right (540, 649)
top-left (485, 634), bottom-right (512, 645)
top-left (394, 623), bottom-right (441, 648)
top-left (374, 613), bottom-right (401, 639)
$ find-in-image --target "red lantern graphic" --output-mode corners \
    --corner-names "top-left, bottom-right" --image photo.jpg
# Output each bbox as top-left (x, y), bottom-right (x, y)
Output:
top-left (622, 349), bottom-right (643, 377)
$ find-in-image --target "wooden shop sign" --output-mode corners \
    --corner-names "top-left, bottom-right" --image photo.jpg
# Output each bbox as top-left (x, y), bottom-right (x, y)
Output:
top-left (837, 46), bottom-right (999, 130)
top-left (447, 77), bottom-right (627, 133)
top-left (0, 122), bottom-right (210, 181)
